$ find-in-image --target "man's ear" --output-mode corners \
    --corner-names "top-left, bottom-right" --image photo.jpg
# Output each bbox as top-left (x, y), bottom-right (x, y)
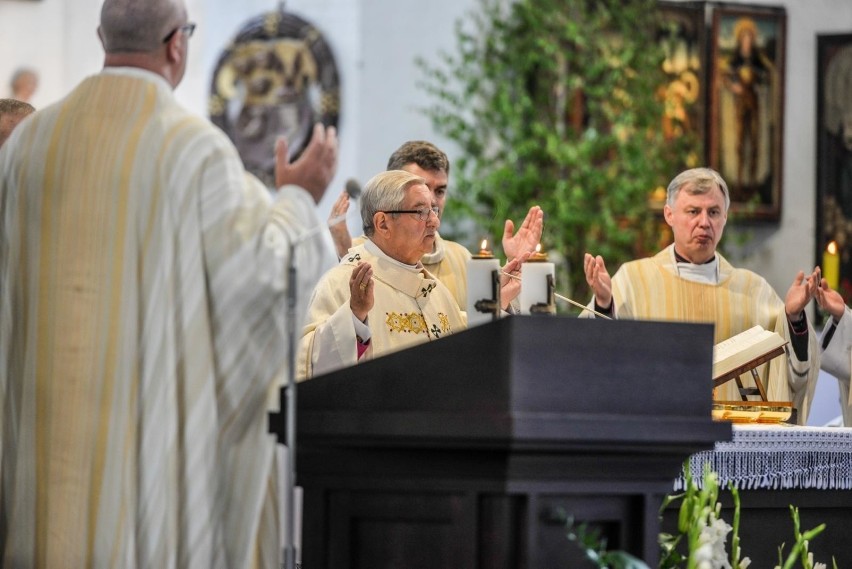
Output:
top-left (96, 26), bottom-right (106, 50)
top-left (165, 34), bottom-right (183, 64)
top-left (663, 204), bottom-right (674, 227)
top-left (374, 212), bottom-right (391, 236)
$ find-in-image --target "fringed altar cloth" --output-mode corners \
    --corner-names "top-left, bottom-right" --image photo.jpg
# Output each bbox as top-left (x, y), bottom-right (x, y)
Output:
top-left (675, 425), bottom-right (852, 490)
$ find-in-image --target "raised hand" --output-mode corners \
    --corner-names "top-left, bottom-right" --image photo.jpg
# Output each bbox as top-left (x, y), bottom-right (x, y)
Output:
top-left (328, 190), bottom-right (353, 258)
top-left (349, 262), bottom-right (374, 322)
top-left (583, 253), bottom-right (612, 309)
top-left (784, 267), bottom-right (819, 320)
top-left (502, 205), bottom-right (543, 261)
top-left (499, 251), bottom-right (531, 308)
top-left (275, 123), bottom-right (339, 203)
top-left (815, 269), bottom-right (847, 321)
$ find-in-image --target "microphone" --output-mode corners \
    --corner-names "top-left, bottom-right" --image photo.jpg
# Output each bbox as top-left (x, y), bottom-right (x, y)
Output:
top-left (345, 178), bottom-right (361, 200)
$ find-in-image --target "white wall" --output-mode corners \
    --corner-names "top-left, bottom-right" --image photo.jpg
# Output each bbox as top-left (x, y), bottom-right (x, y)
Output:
top-left (2, 0), bottom-right (850, 423)
top-left (4, 0), bottom-right (851, 282)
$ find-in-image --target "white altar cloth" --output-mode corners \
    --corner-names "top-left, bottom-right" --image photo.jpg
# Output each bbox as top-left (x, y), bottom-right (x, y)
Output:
top-left (675, 424), bottom-right (852, 490)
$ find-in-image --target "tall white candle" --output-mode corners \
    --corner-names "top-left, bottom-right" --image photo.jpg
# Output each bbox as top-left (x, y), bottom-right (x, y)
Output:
top-left (519, 246), bottom-right (555, 315)
top-left (466, 240), bottom-right (501, 326)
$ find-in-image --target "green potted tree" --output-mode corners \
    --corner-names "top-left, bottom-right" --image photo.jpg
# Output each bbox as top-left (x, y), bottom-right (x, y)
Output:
top-left (419, 0), bottom-right (700, 301)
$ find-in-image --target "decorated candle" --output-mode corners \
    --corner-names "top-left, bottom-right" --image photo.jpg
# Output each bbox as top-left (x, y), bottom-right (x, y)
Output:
top-left (519, 244), bottom-right (555, 315)
top-left (823, 240), bottom-right (840, 291)
top-left (466, 240), bottom-right (501, 326)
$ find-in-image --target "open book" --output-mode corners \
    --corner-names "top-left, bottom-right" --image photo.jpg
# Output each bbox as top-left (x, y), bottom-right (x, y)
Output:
top-left (712, 325), bottom-right (788, 386)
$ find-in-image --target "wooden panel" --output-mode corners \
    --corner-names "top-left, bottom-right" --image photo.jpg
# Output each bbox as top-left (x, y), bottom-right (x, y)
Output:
top-left (326, 491), bottom-right (475, 569)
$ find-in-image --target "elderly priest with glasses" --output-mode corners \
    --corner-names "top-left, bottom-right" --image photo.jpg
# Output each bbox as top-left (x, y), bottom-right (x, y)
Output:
top-left (298, 170), bottom-right (528, 380)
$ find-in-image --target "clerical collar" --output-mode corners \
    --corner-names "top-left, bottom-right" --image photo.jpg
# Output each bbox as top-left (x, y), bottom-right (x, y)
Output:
top-left (420, 232), bottom-right (445, 265)
top-left (673, 248), bottom-right (719, 284)
top-left (364, 240), bottom-right (424, 272)
top-left (673, 249), bottom-right (715, 265)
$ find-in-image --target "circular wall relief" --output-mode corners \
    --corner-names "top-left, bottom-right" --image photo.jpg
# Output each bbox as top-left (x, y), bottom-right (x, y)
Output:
top-left (209, 10), bottom-right (340, 187)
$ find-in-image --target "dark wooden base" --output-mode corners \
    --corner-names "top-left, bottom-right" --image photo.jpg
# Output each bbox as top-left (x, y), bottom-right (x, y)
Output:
top-left (277, 317), bottom-right (731, 568)
top-left (300, 446), bottom-right (684, 569)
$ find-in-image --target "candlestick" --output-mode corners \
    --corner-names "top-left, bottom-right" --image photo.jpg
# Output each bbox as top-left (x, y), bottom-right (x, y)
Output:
top-left (519, 244), bottom-right (555, 315)
top-left (823, 240), bottom-right (840, 291)
top-left (466, 239), bottom-right (501, 326)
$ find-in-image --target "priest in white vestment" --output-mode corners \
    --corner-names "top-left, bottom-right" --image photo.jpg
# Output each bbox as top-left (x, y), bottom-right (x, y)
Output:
top-left (584, 167), bottom-right (820, 424)
top-left (299, 170), bottom-right (527, 380)
top-left (327, 140), bottom-right (544, 309)
top-left (0, 0), bottom-right (337, 566)
top-left (814, 279), bottom-right (852, 426)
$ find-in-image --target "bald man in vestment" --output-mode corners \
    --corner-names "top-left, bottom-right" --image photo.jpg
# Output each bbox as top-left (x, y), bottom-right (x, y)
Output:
top-left (299, 170), bottom-right (528, 380)
top-left (584, 167), bottom-right (820, 424)
top-left (0, 0), bottom-right (337, 565)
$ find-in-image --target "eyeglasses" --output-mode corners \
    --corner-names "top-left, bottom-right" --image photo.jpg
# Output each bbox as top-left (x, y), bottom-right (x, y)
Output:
top-left (163, 22), bottom-right (196, 43)
top-left (381, 206), bottom-right (440, 222)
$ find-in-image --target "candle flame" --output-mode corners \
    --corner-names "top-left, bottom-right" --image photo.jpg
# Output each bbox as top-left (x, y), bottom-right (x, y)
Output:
top-left (828, 241), bottom-right (838, 255)
top-left (535, 243), bottom-right (542, 253)
top-left (480, 239), bottom-right (488, 251)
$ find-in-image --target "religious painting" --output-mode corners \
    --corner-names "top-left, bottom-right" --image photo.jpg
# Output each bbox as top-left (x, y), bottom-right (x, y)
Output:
top-left (816, 33), bottom-right (852, 307)
top-left (649, 2), bottom-right (708, 213)
top-left (708, 6), bottom-right (785, 221)
top-left (209, 9), bottom-right (340, 188)
top-left (657, 1), bottom-right (706, 156)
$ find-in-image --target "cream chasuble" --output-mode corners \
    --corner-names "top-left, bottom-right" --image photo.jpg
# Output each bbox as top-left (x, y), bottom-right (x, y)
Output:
top-left (603, 245), bottom-right (818, 423)
top-left (352, 233), bottom-right (471, 309)
top-left (0, 68), bottom-right (329, 568)
top-left (819, 307), bottom-right (852, 426)
top-left (298, 241), bottom-right (467, 380)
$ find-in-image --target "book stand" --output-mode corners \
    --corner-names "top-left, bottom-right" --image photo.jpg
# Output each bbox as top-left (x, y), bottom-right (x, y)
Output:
top-left (712, 345), bottom-right (788, 401)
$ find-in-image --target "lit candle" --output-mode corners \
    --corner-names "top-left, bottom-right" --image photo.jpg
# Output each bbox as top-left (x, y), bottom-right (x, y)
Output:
top-left (823, 240), bottom-right (840, 291)
top-left (519, 244), bottom-right (555, 315)
top-left (466, 239), bottom-right (501, 326)
top-left (474, 239), bottom-right (493, 259)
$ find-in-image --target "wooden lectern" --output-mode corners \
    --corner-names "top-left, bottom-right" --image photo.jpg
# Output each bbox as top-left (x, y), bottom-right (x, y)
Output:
top-left (270, 316), bottom-right (731, 568)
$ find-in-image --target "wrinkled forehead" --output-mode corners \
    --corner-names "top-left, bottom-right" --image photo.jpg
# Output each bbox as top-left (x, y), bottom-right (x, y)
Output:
top-left (678, 182), bottom-right (726, 206)
top-left (402, 163), bottom-right (447, 188)
top-left (403, 183), bottom-right (432, 205)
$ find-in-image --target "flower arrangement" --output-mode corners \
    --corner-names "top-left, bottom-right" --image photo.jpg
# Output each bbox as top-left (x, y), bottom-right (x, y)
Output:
top-left (561, 463), bottom-right (836, 569)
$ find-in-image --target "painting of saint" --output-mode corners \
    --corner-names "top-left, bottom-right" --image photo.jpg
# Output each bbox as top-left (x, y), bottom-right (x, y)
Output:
top-left (710, 7), bottom-right (785, 220)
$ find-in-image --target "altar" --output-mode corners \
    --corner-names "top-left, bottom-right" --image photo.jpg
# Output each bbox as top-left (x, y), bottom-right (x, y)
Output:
top-left (274, 316), bottom-right (852, 568)
top-left (665, 425), bottom-right (852, 566)
top-left (280, 316), bottom-right (730, 569)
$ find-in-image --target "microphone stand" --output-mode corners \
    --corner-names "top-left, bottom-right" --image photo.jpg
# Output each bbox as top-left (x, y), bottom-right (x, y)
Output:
top-left (283, 241), bottom-right (298, 569)
top-left (279, 206), bottom-right (355, 568)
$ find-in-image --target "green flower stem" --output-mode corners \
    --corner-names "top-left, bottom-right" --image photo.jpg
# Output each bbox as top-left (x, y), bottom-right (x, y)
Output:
top-left (729, 484), bottom-right (742, 568)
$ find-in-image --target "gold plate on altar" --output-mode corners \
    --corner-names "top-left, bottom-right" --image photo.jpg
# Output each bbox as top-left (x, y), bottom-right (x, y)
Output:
top-left (712, 401), bottom-right (793, 424)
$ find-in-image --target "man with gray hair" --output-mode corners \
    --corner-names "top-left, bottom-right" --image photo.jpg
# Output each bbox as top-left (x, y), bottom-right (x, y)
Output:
top-left (583, 167), bottom-right (820, 424)
top-left (0, 0), bottom-right (337, 566)
top-left (0, 98), bottom-right (34, 147)
top-left (299, 169), bottom-right (527, 380)
top-left (328, 140), bottom-right (544, 309)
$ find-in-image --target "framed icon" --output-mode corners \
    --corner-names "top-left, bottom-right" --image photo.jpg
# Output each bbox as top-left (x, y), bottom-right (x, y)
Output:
top-left (708, 5), bottom-right (786, 221)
